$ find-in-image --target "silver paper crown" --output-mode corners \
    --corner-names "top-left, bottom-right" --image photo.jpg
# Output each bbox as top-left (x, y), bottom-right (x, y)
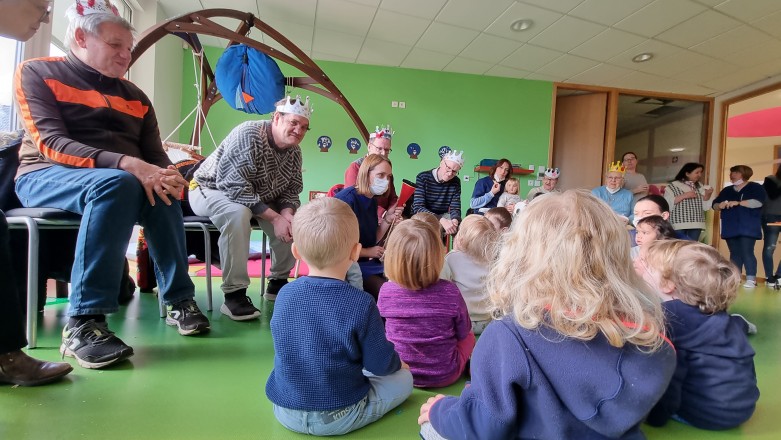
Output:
top-left (544, 167), bottom-right (560, 179)
top-left (443, 149), bottom-right (464, 166)
top-left (369, 125), bottom-right (394, 139)
top-left (276, 95), bottom-right (312, 120)
top-left (67, 0), bottom-right (120, 19)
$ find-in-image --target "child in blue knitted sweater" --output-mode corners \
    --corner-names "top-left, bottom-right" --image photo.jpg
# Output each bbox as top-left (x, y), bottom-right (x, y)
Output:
top-left (265, 198), bottom-right (412, 436)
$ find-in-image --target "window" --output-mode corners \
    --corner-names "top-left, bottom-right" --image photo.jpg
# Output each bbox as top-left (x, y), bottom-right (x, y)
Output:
top-left (0, 38), bottom-right (21, 132)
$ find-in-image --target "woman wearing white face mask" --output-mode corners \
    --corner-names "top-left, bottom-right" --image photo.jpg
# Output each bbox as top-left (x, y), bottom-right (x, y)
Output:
top-left (712, 165), bottom-right (766, 289)
top-left (335, 154), bottom-right (403, 299)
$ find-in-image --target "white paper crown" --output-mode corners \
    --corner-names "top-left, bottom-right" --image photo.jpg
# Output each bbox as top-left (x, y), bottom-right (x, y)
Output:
top-left (369, 125), bottom-right (394, 139)
top-left (544, 167), bottom-right (560, 179)
top-left (443, 149), bottom-right (464, 167)
top-left (276, 95), bottom-right (312, 120)
top-left (67, 0), bottom-right (120, 20)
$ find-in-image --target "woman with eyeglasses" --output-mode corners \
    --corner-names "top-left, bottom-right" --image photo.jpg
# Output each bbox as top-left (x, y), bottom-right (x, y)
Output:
top-left (470, 158), bottom-right (512, 214)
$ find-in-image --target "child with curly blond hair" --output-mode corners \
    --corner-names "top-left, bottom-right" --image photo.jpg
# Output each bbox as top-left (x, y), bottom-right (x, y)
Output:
top-left (419, 190), bottom-right (676, 439)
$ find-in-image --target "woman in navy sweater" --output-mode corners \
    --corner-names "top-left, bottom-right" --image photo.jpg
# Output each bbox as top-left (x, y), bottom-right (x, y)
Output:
top-left (470, 158), bottom-right (512, 213)
top-left (335, 154), bottom-right (403, 298)
top-left (712, 165), bottom-right (766, 288)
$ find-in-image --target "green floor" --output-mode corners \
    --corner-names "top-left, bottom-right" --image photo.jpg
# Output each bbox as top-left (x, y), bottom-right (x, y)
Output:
top-left (1, 278), bottom-right (779, 439)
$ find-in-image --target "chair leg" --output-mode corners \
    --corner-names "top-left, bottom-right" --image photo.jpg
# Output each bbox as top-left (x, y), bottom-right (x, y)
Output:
top-left (261, 233), bottom-right (267, 299)
top-left (22, 217), bottom-right (40, 349)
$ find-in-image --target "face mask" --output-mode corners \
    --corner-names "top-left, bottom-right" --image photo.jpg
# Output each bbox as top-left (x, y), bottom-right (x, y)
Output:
top-left (606, 186), bottom-right (621, 194)
top-left (733, 179), bottom-right (744, 187)
top-left (370, 177), bottom-right (389, 196)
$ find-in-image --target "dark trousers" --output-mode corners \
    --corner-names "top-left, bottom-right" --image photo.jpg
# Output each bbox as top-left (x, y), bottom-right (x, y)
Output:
top-left (0, 212), bottom-right (26, 354)
top-left (762, 215), bottom-right (781, 278)
top-left (725, 236), bottom-right (758, 277)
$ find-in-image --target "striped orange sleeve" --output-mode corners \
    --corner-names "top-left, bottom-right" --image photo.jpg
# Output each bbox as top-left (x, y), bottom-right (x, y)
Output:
top-left (15, 59), bottom-right (96, 168)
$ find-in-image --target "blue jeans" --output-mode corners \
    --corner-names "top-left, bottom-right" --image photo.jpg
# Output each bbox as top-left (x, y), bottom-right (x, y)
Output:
top-left (725, 236), bottom-right (758, 278)
top-left (272, 368), bottom-right (413, 435)
top-left (762, 215), bottom-right (781, 278)
top-left (680, 228), bottom-right (702, 241)
top-left (15, 166), bottom-right (194, 316)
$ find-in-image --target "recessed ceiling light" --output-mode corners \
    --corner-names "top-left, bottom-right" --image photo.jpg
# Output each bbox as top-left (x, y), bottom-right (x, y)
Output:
top-left (510, 19), bottom-right (534, 32)
top-left (669, 147), bottom-right (685, 152)
top-left (632, 52), bottom-right (653, 63)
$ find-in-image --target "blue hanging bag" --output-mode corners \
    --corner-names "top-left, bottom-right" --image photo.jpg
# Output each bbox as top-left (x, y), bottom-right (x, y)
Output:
top-left (215, 44), bottom-right (285, 114)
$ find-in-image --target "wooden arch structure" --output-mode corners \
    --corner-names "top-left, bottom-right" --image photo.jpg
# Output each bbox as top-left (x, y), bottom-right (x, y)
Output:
top-left (129, 9), bottom-right (369, 145)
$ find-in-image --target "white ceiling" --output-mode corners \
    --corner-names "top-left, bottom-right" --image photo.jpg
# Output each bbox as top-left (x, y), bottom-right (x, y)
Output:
top-left (154, 0), bottom-right (781, 97)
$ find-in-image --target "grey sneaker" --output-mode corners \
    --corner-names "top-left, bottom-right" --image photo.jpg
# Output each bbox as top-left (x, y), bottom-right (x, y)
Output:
top-left (166, 299), bottom-right (210, 335)
top-left (731, 313), bottom-right (758, 335)
top-left (60, 320), bottom-right (133, 369)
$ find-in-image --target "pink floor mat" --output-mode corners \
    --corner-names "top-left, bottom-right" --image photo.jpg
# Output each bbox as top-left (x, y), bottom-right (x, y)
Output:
top-left (189, 257), bottom-right (309, 278)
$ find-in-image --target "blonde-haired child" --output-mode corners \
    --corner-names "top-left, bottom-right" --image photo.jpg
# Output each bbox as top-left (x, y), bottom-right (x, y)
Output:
top-left (638, 240), bottom-right (759, 430)
top-left (419, 190), bottom-right (676, 439)
top-left (266, 198), bottom-right (412, 436)
top-left (497, 177), bottom-right (521, 208)
top-left (411, 211), bottom-right (441, 234)
top-left (484, 207), bottom-right (512, 231)
top-left (441, 215), bottom-right (499, 334)
top-left (378, 219), bottom-right (475, 388)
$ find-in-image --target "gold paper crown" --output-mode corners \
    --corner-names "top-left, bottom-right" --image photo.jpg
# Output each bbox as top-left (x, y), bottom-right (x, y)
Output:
top-left (608, 161), bottom-right (626, 174)
top-left (276, 95), bottom-right (312, 120)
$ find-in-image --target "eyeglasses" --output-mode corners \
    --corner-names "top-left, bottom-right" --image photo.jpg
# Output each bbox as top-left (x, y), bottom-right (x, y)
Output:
top-left (443, 162), bottom-right (460, 176)
top-left (369, 143), bottom-right (391, 153)
top-left (39, 2), bottom-right (52, 23)
top-left (606, 176), bottom-right (624, 181)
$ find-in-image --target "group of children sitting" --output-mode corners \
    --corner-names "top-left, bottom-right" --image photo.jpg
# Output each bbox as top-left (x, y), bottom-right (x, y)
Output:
top-left (264, 189), bottom-right (759, 439)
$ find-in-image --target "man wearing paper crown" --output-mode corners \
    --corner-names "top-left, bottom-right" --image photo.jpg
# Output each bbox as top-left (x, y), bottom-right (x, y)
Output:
top-left (526, 167), bottom-right (562, 201)
top-left (591, 162), bottom-right (634, 223)
top-left (191, 96), bottom-right (309, 312)
top-left (14, 0), bottom-right (211, 369)
top-left (413, 150), bottom-right (464, 235)
top-left (344, 125), bottom-right (399, 222)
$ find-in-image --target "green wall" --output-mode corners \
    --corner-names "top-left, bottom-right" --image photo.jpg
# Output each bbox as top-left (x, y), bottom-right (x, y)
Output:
top-left (179, 46), bottom-right (554, 211)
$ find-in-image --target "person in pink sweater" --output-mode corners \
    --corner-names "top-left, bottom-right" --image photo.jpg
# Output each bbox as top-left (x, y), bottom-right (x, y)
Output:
top-left (378, 218), bottom-right (475, 388)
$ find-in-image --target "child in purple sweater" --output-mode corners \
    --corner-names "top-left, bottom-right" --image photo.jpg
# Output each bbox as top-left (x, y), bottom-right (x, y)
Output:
top-left (378, 218), bottom-right (476, 388)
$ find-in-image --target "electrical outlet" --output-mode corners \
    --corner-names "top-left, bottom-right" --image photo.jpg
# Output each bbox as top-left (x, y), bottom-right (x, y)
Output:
top-left (463, 175), bottom-right (470, 182)
top-left (391, 101), bottom-right (398, 108)
top-left (399, 101), bottom-right (406, 109)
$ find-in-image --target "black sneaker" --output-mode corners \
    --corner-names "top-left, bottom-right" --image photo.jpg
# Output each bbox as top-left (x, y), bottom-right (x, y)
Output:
top-left (60, 320), bottom-right (134, 369)
top-left (766, 276), bottom-right (778, 288)
top-left (263, 278), bottom-right (288, 301)
top-left (220, 290), bottom-right (260, 321)
top-left (166, 299), bottom-right (211, 335)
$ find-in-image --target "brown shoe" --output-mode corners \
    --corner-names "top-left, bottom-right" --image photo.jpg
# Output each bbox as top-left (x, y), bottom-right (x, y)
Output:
top-left (0, 350), bottom-right (73, 386)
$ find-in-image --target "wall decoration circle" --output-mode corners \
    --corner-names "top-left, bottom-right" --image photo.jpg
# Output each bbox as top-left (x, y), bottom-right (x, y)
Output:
top-left (407, 143), bottom-right (421, 159)
top-left (317, 135), bottom-right (332, 152)
top-left (347, 137), bottom-right (362, 154)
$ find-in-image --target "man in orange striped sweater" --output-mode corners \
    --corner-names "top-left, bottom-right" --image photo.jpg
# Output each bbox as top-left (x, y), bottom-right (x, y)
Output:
top-left (13, 0), bottom-right (209, 370)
